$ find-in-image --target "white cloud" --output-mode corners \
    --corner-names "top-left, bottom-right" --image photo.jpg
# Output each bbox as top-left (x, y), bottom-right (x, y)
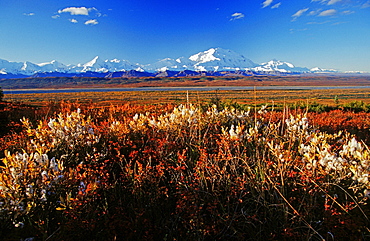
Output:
top-left (262, 0), bottom-right (274, 8)
top-left (327, 0), bottom-right (342, 5)
top-left (271, 2), bottom-right (281, 9)
top-left (312, 0), bottom-right (344, 5)
top-left (69, 19), bottom-right (78, 23)
top-left (362, 0), bottom-right (370, 8)
top-left (290, 28), bottom-right (308, 33)
top-left (85, 19), bottom-right (98, 25)
top-left (51, 15), bottom-right (60, 19)
top-left (318, 9), bottom-right (337, 16)
top-left (23, 13), bottom-right (35, 16)
top-left (332, 21), bottom-right (347, 25)
top-left (342, 10), bottom-right (354, 15)
top-left (308, 9), bottom-right (322, 15)
top-left (292, 8), bottom-right (309, 20)
top-left (307, 20), bottom-right (331, 24)
top-left (58, 7), bottom-right (97, 16)
top-left (59, 7), bottom-right (89, 15)
top-left (230, 12), bottom-right (245, 20)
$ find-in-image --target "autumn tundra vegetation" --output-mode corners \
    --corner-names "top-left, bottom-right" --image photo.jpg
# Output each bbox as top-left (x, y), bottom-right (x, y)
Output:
top-left (1, 88), bottom-right (370, 240)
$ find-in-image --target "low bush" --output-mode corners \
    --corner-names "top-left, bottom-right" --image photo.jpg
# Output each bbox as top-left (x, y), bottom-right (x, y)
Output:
top-left (0, 102), bottom-right (369, 240)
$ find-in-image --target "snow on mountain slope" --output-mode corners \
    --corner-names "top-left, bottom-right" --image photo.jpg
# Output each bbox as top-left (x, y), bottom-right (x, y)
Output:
top-left (76, 56), bottom-right (109, 72)
top-left (84, 56), bottom-right (100, 68)
top-left (310, 67), bottom-right (338, 73)
top-left (69, 56), bottom-right (139, 73)
top-left (37, 60), bottom-right (69, 73)
top-left (189, 48), bottom-right (221, 63)
top-left (253, 59), bottom-right (310, 73)
top-left (188, 48), bottom-right (257, 71)
top-left (21, 61), bottom-right (45, 75)
top-left (0, 58), bottom-right (68, 75)
top-left (142, 48), bottom-right (257, 72)
top-left (103, 59), bottom-right (139, 72)
top-left (0, 59), bottom-right (26, 75)
top-left (142, 58), bottom-right (187, 72)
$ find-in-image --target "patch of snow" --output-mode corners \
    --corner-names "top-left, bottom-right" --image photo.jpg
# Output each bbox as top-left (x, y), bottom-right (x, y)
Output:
top-left (286, 62), bottom-right (295, 68)
top-left (84, 56), bottom-right (100, 67)
top-left (195, 65), bottom-right (207, 72)
top-left (189, 48), bottom-right (220, 63)
top-left (159, 67), bottom-right (168, 72)
top-left (136, 67), bottom-right (145, 72)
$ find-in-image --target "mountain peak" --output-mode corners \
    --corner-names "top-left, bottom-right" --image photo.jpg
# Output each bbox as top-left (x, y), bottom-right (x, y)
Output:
top-left (109, 58), bottom-right (121, 63)
top-left (254, 59), bottom-right (308, 73)
top-left (84, 56), bottom-right (100, 67)
top-left (189, 48), bottom-right (220, 63)
top-left (186, 47), bottom-right (257, 71)
top-left (37, 60), bottom-right (58, 67)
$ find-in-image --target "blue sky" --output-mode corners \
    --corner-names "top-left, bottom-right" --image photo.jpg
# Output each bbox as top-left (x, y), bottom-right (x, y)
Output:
top-left (0, 0), bottom-right (369, 72)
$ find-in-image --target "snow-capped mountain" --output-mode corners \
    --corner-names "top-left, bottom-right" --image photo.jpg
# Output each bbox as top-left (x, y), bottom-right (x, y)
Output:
top-left (142, 58), bottom-right (188, 72)
top-left (68, 56), bottom-right (140, 73)
top-left (252, 59), bottom-right (310, 73)
top-left (0, 59), bottom-right (27, 75)
top-left (0, 48), bottom-right (343, 78)
top-left (310, 67), bottom-right (338, 73)
top-left (188, 48), bottom-right (257, 71)
top-left (37, 60), bottom-right (69, 73)
top-left (142, 48), bottom-right (257, 72)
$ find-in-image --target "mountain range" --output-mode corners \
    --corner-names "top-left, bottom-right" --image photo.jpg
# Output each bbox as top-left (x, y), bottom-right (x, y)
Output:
top-left (0, 48), bottom-right (349, 79)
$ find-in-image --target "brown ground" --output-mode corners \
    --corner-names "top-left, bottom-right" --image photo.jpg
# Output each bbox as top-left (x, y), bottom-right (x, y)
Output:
top-left (2, 75), bottom-right (370, 107)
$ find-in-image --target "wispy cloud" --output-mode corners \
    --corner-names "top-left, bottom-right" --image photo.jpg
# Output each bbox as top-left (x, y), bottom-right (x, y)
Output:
top-left (230, 12), bottom-right (245, 21)
top-left (262, 0), bottom-right (274, 8)
top-left (362, 0), bottom-right (370, 8)
top-left (318, 9), bottom-right (337, 16)
top-left (51, 15), bottom-right (60, 19)
top-left (311, 0), bottom-right (342, 5)
top-left (327, 0), bottom-right (342, 5)
top-left (307, 20), bottom-right (331, 24)
top-left (292, 8), bottom-right (309, 21)
top-left (342, 10), bottom-right (354, 15)
top-left (311, 0), bottom-right (325, 5)
top-left (332, 21), bottom-right (347, 25)
top-left (69, 19), bottom-right (78, 23)
top-left (290, 28), bottom-right (308, 33)
top-left (23, 13), bottom-right (35, 16)
top-left (271, 2), bottom-right (282, 9)
top-left (308, 9), bottom-right (322, 16)
top-left (85, 19), bottom-right (98, 25)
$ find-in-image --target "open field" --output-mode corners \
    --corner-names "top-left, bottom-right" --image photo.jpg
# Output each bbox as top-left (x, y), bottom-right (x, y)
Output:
top-left (1, 75), bottom-right (370, 90)
top-left (2, 79), bottom-right (370, 240)
top-left (1, 74), bottom-right (370, 107)
top-left (4, 87), bottom-right (370, 108)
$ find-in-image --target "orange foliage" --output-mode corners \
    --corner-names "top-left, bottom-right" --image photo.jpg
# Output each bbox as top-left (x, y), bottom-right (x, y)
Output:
top-left (0, 101), bottom-right (369, 240)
